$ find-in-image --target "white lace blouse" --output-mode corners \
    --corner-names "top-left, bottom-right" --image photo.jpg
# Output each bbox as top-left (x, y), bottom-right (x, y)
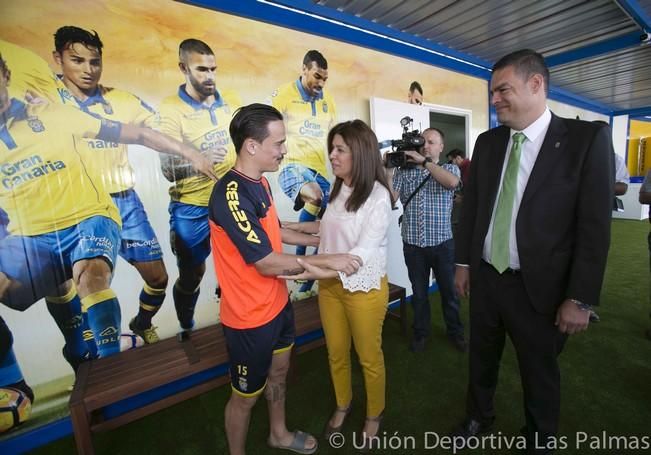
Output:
top-left (319, 181), bottom-right (391, 292)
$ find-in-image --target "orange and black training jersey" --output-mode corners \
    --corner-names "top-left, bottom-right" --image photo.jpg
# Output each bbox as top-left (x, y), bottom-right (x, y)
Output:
top-left (208, 169), bottom-right (288, 329)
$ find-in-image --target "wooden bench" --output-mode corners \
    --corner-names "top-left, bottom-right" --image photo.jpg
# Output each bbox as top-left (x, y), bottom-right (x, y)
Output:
top-left (69, 283), bottom-right (406, 454)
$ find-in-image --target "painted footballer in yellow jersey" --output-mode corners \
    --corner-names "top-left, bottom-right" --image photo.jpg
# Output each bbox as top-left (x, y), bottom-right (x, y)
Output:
top-left (271, 78), bottom-right (336, 178)
top-left (65, 85), bottom-right (157, 193)
top-left (0, 99), bottom-right (121, 235)
top-left (271, 50), bottom-right (337, 295)
top-left (157, 38), bottom-right (241, 332)
top-left (52, 25), bottom-right (171, 344)
top-left (0, 39), bottom-right (68, 104)
top-left (158, 86), bottom-right (240, 206)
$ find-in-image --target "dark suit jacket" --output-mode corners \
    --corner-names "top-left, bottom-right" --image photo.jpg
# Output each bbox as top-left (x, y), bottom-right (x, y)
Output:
top-left (456, 113), bottom-right (613, 314)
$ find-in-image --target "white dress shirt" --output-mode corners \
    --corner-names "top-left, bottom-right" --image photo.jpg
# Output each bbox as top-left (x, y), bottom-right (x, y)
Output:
top-left (614, 153), bottom-right (630, 184)
top-left (319, 181), bottom-right (391, 292)
top-left (483, 108), bottom-right (552, 270)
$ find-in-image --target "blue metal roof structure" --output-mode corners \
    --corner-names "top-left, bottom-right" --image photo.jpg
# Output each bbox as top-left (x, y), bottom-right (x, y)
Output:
top-left (187, 0), bottom-right (651, 116)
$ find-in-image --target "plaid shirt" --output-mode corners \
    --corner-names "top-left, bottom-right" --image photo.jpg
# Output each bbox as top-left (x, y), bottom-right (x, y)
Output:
top-left (392, 163), bottom-right (460, 247)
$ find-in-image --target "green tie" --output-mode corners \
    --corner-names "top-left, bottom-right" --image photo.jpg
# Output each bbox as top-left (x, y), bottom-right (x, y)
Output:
top-left (490, 132), bottom-right (526, 273)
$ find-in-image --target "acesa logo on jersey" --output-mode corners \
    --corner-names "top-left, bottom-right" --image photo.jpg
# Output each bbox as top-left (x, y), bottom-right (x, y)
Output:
top-left (226, 180), bottom-right (261, 244)
top-left (322, 101), bottom-right (328, 113)
top-left (27, 116), bottom-right (44, 133)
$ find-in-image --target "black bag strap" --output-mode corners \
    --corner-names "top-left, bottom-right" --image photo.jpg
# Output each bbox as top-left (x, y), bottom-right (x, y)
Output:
top-left (402, 174), bottom-right (431, 210)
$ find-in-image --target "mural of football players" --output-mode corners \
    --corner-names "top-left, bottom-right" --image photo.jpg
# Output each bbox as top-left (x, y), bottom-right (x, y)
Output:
top-left (0, 52), bottom-right (216, 360)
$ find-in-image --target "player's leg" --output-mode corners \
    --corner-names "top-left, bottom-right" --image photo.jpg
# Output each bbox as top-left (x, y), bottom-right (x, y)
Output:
top-left (265, 303), bottom-right (317, 453)
top-left (295, 167), bottom-right (323, 253)
top-left (0, 232), bottom-right (95, 369)
top-left (297, 171), bottom-right (330, 293)
top-left (0, 234), bottom-right (63, 313)
top-left (0, 316), bottom-right (34, 403)
top-left (113, 190), bottom-right (168, 343)
top-left (224, 391), bottom-right (259, 455)
top-left (130, 260), bottom-right (167, 343)
top-left (169, 202), bottom-right (210, 332)
top-left (297, 168), bottom-right (329, 225)
top-left (74, 258), bottom-right (121, 358)
top-left (0, 317), bottom-right (35, 433)
top-left (222, 325), bottom-right (266, 455)
top-left (0, 233), bottom-right (93, 368)
top-left (71, 217), bottom-right (122, 358)
top-left (173, 261), bottom-right (205, 331)
top-left (278, 165), bottom-right (316, 255)
top-left (45, 280), bottom-right (93, 370)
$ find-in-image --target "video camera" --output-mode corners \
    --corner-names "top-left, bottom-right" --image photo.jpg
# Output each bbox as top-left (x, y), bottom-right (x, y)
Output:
top-left (382, 116), bottom-right (425, 168)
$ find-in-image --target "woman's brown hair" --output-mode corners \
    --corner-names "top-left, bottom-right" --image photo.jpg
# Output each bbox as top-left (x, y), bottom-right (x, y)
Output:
top-left (327, 119), bottom-right (395, 212)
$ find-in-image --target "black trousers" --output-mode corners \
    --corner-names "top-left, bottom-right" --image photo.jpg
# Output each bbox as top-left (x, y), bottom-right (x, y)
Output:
top-left (466, 260), bottom-right (567, 444)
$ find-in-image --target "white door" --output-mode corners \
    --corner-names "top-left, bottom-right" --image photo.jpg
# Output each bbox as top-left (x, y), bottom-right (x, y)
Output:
top-left (370, 97), bottom-right (432, 292)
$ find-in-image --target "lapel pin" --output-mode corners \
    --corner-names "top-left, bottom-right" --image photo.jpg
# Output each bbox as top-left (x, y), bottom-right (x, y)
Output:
top-left (555, 142), bottom-right (560, 148)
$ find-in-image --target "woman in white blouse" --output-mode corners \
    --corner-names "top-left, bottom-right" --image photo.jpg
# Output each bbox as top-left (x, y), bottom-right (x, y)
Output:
top-left (285, 119), bottom-right (393, 449)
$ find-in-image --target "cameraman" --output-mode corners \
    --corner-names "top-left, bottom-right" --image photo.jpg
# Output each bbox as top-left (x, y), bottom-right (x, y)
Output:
top-left (386, 128), bottom-right (467, 352)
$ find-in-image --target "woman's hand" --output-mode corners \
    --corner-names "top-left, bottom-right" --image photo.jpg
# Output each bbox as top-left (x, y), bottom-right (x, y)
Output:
top-left (279, 254), bottom-right (362, 280)
top-left (279, 258), bottom-right (336, 280)
top-left (327, 254), bottom-right (363, 276)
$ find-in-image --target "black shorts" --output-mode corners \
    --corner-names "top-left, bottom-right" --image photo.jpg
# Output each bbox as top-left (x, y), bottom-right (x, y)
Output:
top-left (222, 301), bottom-right (295, 397)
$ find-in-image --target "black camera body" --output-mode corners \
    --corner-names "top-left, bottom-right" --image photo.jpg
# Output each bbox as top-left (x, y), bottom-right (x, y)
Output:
top-left (383, 117), bottom-right (425, 168)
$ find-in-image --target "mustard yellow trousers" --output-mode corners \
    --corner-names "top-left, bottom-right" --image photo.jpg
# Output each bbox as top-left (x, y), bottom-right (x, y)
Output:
top-left (318, 276), bottom-right (388, 417)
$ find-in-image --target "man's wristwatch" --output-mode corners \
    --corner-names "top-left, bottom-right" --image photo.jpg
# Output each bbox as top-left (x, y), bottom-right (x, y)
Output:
top-left (423, 156), bottom-right (433, 165)
top-left (569, 298), bottom-right (592, 311)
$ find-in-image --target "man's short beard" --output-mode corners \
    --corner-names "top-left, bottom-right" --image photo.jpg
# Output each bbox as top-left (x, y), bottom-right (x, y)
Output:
top-left (190, 78), bottom-right (213, 98)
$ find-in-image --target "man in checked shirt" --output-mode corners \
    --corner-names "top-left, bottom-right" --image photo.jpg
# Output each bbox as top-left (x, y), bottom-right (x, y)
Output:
top-left (386, 127), bottom-right (467, 353)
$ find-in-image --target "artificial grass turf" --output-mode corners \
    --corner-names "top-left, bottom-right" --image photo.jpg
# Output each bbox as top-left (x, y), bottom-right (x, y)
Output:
top-left (28, 219), bottom-right (651, 454)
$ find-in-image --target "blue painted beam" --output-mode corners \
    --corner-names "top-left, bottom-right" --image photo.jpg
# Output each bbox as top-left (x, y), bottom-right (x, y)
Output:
top-left (267, 0), bottom-right (493, 67)
top-left (183, 0), bottom-right (493, 79)
top-left (616, 0), bottom-right (651, 31)
top-left (614, 106), bottom-right (651, 116)
top-left (186, 0), bottom-right (614, 115)
top-left (629, 115), bottom-right (651, 122)
top-left (547, 84), bottom-right (613, 114)
top-left (545, 31), bottom-right (644, 67)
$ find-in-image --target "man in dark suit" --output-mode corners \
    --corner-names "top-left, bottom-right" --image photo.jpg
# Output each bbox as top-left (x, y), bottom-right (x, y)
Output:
top-left (452, 49), bottom-right (613, 453)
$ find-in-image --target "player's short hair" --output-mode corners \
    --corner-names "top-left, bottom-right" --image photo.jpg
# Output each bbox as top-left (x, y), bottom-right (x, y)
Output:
top-left (446, 148), bottom-right (466, 159)
top-left (230, 104), bottom-right (283, 154)
top-left (179, 39), bottom-right (214, 62)
top-left (54, 26), bottom-right (103, 54)
top-left (409, 81), bottom-right (423, 95)
top-left (303, 50), bottom-right (328, 70)
top-left (493, 49), bottom-right (549, 95)
top-left (0, 54), bottom-right (9, 80)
